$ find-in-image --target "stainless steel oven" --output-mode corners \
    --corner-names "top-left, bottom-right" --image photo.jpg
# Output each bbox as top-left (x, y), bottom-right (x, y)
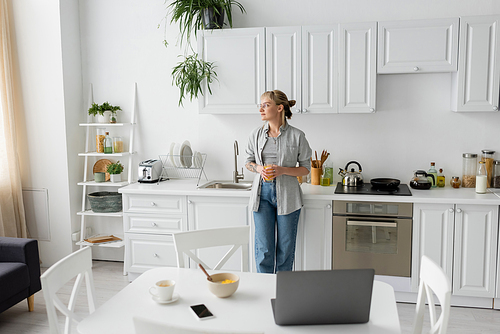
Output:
top-left (332, 200), bottom-right (413, 277)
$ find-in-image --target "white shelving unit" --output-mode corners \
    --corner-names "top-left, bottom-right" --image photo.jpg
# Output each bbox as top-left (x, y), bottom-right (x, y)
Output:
top-left (76, 83), bottom-right (137, 266)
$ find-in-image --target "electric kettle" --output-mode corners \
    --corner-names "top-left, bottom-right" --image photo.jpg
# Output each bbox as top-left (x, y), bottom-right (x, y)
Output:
top-left (338, 161), bottom-right (364, 187)
top-left (409, 170), bottom-right (434, 190)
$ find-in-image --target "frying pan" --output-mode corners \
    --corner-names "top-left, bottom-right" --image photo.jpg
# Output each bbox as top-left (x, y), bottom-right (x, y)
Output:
top-left (370, 178), bottom-right (401, 190)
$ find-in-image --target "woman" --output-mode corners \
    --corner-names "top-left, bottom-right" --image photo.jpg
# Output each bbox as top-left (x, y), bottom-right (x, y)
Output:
top-left (245, 90), bottom-right (312, 274)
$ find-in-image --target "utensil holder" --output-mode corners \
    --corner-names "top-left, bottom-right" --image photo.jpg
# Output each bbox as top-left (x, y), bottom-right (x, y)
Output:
top-left (311, 167), bottom-right (322, 185)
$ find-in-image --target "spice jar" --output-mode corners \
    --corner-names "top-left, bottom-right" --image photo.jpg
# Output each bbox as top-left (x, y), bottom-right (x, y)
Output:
top-left (481, 150), bottom-right (495, 188)
top-left (462, 153), bottom-right (477, 188)
top-left (450, 176), bottom-right (461, 188)
top-left (492, 160), bottom-right (500, 188)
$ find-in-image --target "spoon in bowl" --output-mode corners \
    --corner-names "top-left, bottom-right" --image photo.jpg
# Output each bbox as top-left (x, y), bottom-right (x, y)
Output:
top-left (198, 263), bottom-right (213, 281)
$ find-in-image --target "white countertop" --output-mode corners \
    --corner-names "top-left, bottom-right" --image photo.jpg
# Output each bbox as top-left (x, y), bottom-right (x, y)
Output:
top-left (120, 179), bottom-right (500, 205)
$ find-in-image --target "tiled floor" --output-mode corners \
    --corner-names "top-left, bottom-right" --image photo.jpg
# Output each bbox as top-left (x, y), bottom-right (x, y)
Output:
top-left (1, 260), bottom-right (499, 333)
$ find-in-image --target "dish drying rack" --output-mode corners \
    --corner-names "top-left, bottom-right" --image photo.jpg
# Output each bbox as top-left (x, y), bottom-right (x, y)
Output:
top-left (158, 154), bottom-right (208, 186)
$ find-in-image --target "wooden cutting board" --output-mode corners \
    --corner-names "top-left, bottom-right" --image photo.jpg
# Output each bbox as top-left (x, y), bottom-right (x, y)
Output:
top-left (84, 235), bottom-right (121, 243)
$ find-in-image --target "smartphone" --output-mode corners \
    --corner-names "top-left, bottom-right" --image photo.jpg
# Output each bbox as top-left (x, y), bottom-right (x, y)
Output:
top-left (190, 304), bottom-right (215, 320)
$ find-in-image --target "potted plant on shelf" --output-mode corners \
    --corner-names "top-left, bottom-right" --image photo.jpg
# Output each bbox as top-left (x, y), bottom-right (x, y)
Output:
top-left (164, 0), bottom-right (246, 106)
top-left (106, 161), bottom-right (124, 183)
top-left (87, 102), bottom-right (122, 123)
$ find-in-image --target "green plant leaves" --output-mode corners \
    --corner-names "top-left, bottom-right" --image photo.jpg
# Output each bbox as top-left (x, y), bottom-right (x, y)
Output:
top-left (171, 53), bottom-right (217, 106)
top-left (88, 102), bottom-right (121, 116)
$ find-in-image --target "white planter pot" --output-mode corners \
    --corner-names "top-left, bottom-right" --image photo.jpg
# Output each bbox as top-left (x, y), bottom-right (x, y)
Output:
top-left (96, 111), bottom-right (111, 123)
top-left (110, 174), bottom-right (122, 183)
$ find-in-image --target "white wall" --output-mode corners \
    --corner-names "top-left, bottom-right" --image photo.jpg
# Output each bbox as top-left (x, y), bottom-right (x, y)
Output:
top-left (10, 0), bottom-right (81, 266)
top-left (10, 0), bottom-right (500, 263)
top-left (79, 0), bottom-right (500, 184)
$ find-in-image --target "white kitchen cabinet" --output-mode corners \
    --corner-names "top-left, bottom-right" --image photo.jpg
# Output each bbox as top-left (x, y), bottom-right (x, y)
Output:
top-left (122, 194), bottom-right (188, 280)
top-left (453, 204), bottom-right (498, 298)
top-left (187, 196), bottom-right (251, 271)
top-left (412, 203), bottom-right (498, 298)
top-left (378, 18), bottom-right (459, 73)
top-left (301, 26), bottom-right (338, 114)
top-left (198, 28), bottom-right (265, 114)
top-left (411, 203), bottom-right (454, 292)
top-left (451, 15), bottom-right (500, 112)
top-left (294, 200), bottom-right (332, 271)
top-left (266, 26), bottom-right (302, 113)
top-left (339, 22), bottom-right (377, 113)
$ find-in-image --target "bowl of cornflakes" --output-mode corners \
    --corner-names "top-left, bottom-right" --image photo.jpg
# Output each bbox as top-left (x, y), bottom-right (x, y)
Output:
top-left (207, 273), bottom-right (240, 298)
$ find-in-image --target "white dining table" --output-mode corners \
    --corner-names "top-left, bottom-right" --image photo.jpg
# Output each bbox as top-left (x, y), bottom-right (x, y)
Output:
top-left (77, 267), bottom-right (401, 334)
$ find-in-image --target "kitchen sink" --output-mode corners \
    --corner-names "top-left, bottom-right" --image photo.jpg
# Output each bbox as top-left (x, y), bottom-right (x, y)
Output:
top-left (198, 180), bottom-right (253, 190)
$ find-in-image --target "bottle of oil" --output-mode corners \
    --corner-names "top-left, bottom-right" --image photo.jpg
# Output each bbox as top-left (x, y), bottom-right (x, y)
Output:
top-left (428, 162), bottom-right (438, 188)
top-left (104, 132), bottom-right (113, 154)
top-left (437, 168), bottom-right (445, 187)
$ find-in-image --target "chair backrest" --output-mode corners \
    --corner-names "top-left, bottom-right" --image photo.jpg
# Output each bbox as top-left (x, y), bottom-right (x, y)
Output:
top-left (41, 247), bottom-right (96, 334)
top-left (173, 226), bottom-right (250, 271)
top-left (412, 255), bottom-right (452, 334)
top-left (133, 316), bottom-right (263, 334)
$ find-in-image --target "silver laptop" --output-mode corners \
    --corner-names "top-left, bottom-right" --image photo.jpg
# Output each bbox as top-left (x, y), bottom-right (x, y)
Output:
top-left (271, 269), bottom-right (375, 326)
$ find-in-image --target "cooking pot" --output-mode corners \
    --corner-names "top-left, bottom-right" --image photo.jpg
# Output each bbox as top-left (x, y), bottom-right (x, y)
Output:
top-left (370, 178), bottom-right (401, 190)
top-left (338, 161), bottom-right (363, 187)
top-left (409, 170), bottom-right (434, 190)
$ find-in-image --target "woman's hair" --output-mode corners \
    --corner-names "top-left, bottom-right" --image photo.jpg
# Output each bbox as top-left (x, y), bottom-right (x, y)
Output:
top-left (261, 90), bottom-right (295, 121)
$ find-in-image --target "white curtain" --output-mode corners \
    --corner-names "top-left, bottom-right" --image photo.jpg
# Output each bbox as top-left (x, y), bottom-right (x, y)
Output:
top-left (0, 0), bottom-right (27, 238)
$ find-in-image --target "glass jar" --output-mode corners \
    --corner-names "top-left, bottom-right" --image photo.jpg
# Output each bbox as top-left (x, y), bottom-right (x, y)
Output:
top-left (481, 150), bottom-right (495, 188)
top-left (96, 128), bottom-right (105, 153)
top-left (113, 137), bottom-right (123, 153)
top-left (492, 160), bottom-right (500, 188)
top-left (450, 176), bottom-right (461, 188)
top-left (462, 153), bottom-right (477, 188)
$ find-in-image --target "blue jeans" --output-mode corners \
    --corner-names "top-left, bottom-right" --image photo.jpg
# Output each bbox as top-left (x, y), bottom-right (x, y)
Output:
top-left (253, 181), bottom-right (301, 274)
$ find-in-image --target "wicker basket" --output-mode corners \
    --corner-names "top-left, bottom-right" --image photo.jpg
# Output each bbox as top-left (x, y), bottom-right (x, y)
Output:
top-left (87, 192), bottom-right (122, 213)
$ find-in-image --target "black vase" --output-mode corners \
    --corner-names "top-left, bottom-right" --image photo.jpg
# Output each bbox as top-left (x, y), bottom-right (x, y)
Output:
top-left (202, 7), bottom-right (225, 29)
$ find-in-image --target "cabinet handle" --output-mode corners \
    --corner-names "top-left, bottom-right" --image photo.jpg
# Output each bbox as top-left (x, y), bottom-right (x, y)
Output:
top-left (302, 109), bottom-right (308, 114)
top-left (326, 204), bottom-right (332, 209)
top-left (153, 253), bottom-right (158, 258)
top-left (448, 208), bottom-right (454, 213)
top-left (188, 200), bottom-right (192, 205)
top-left (493, 106), bottom-right (498, 111)
top-left (413, 66), bottom-right (419, 71)
top-left (456, 208), bottom-right (462, 213)
top-left (369, 108), bottom-right (375, 112)
top-left (151, 222), bottom-right (158, 227)
top-left (150, 202), bottom-right (156, 207)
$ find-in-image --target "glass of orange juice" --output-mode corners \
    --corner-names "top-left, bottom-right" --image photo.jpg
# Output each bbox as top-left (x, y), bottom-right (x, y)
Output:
top-left (263, 165), bottom-right (274, 182)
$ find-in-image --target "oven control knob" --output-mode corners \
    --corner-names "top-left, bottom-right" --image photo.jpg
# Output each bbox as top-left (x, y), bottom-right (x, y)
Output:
top-left (448, 208), bottom-right (454, 213)
top-left (456, 208), bottom-right (462, 213)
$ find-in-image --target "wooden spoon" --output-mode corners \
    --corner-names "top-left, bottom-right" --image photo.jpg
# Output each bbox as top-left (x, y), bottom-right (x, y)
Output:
top-left (198, 263), bottom-right (213, 281)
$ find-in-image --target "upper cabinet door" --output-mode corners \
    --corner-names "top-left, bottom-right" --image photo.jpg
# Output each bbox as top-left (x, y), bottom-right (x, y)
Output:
top-left (302, 25), bottom-right (338, 114)
top-left (266, 27), bottom-right (302, 114)
top-left (198, 28), bottom-right (265, 114)
top-left (452, 15), bottom-right (500, 112)
top-left (339, 22), bottom-right (377, 113)
top-left (378, 18), bottom-right (459, 73)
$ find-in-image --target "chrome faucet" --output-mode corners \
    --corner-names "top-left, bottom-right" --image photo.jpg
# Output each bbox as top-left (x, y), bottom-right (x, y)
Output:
top-left (233, 140), bottom-right (244, 183)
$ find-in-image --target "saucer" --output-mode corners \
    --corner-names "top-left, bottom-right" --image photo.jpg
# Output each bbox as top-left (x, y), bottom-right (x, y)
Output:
top-left (152, 293), bottom-right (179, 304)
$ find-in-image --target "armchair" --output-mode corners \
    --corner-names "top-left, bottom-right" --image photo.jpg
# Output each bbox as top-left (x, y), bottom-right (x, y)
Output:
top-left (0, 236), bottom-right (41, 313)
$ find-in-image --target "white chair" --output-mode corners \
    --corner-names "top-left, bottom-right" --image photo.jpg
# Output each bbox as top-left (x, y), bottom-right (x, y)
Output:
top-left (173, 226), bottom-right (250, 271)
top-left (41, 247), bottom-right (97, 334)
top-left (133, 316), bottom-right (263, 334)
top-left (412, 255), bottom-right (452, 334)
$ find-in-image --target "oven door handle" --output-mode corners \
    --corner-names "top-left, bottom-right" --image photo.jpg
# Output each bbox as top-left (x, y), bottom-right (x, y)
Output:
top-left (347, 220), bottom-right (397, 228)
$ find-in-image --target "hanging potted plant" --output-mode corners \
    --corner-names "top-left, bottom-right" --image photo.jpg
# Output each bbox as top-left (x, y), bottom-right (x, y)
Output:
top-left (165, 0), bottom-right (246, 106)
top-left (106, 161), bottom-right (124, 183)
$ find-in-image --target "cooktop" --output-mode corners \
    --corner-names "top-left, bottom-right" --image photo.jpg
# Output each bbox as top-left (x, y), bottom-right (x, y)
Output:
top-left (334, 182), bottom-right (412, 196)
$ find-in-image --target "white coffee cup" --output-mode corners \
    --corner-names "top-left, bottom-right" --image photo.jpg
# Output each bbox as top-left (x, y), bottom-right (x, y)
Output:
top-left (149, 280), bottom-right (175, 301)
